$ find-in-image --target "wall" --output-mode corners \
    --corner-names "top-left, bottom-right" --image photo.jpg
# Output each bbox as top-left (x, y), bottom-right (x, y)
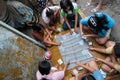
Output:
top-left (0, 24), bottom-right (44, 80)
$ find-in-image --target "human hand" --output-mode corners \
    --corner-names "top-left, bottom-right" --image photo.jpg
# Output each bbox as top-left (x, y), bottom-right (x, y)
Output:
top-left (57, 42), bottom-right (62, 46)
top-left (70, 30), bottom-right (73, 34)
top-left (75, 61), bottom-right (82, 66)
top-left (96, 58), bottom-right (104, 62)
top-left (56, 30), bottom-right (60, 33)
top-left (66, 61), bottom-right (70, 66)
top-left (89, 47), bottom-right (95, 51)
top-left (81, 35), bottom-right (87, 40)
top-left (80, 31), bottom-right (84, 36)
top-left (74, 27), bottom-right (78, 33)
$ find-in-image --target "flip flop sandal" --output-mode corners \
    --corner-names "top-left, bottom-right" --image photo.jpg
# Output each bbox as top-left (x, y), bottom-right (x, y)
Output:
top-left (86, 2), bottom-right (91, 7)
top-left (91, 7), bottom-right (99, 13)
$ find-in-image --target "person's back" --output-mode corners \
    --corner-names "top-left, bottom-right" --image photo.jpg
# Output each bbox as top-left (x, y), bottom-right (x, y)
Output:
top-left (36, 60), bottom-right (70, 80)
top-left (36, 60), bottom-right (52, 80)
top-left (80, 12), bottom-right (114, 44)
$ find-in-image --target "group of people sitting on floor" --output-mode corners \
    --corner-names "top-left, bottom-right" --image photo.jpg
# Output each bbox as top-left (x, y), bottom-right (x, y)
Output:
top-left (3, 0), bottom-right (120, 80)
top-left (34, 0), bottom-right (120, 80)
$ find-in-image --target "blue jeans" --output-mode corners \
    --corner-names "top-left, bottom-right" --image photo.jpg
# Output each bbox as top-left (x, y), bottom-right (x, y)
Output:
top-left (62, 13), bottom-right (82, 30)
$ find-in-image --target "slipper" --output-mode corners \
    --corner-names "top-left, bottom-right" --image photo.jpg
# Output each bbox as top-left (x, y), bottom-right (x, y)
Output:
top-left (86, 2), bottom-right (95, 7)
top-left (91, 7), bottom-right (99, 13)
top-left (86, 2), bottom-right (91, 7)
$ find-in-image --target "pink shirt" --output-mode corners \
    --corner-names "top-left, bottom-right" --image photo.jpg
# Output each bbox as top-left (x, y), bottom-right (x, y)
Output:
top-left (36, 70), bottom-right (64, 80)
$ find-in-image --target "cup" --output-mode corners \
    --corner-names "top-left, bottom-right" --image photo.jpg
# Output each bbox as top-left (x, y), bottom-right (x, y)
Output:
top-left (45, 51), bottom-right (52, 59)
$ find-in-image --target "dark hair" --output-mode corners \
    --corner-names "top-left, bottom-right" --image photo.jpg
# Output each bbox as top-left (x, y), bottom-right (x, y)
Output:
top-left (32, 23), bottom-right (44, 32)
top-left (38, 60), bottom-right (51, 75)
top-left (114, 43), bottom-right (120, 57)
top-left (88, 16), bottom-right (98, 29)
top-left (46, 8), bottom-right (54, 17)
top-left (60, 0), bottom-right (73, 13)
top-left (81, 74), bottom-right (95, 80)
top-left (88, 13), bottom-right (109, 34)
top-left (41, 78), bottom-right (48, 80)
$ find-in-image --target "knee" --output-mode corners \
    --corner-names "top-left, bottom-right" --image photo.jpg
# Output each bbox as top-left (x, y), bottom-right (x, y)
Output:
top-left (101, 64), bottom-right (111, 73)
top-left (105, 41), bottom-right (115, 47)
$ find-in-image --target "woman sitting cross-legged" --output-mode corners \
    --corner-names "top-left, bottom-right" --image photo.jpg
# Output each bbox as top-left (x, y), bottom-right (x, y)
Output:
top-left (79, 12), bottom-right (114, 45)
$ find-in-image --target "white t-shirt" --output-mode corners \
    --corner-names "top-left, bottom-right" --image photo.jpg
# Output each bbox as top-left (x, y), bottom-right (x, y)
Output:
top-left (42, 6), bottom-right (60, 24)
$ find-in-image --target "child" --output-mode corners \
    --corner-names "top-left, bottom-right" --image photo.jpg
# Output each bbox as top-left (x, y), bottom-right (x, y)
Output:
top-left (36, 60), bottom-right (70, 80)
top-left (32, 23), bottom-right (61, 47)
top-left (89, 41), bottom-right (120, 73)
top-left (80, 12), bottom-right (114, 45)
top-left (42, 6), bottom-right (61, 34)
top-left (60, 0), bottom-right (82, 33)
top-left (69, 60), bottom-right (104, 80)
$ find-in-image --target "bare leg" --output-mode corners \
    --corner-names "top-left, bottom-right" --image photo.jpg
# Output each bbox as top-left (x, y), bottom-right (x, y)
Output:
top-left (105, 41), bottom-right (115, 48)
top-left (44, 35), bottom-right (61, 46)
top-left (110, 55), bottom-right (117, 64)
top-left (101, 56), bottom-right (117, 73)
top-left (96, 0), bottom-right (104, 10)
top-left (87, 60), bottom-right (99, 70)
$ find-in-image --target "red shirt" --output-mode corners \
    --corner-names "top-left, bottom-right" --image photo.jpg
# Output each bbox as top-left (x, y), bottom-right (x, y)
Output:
top-left (32, 30), bottom-right (44, 42)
